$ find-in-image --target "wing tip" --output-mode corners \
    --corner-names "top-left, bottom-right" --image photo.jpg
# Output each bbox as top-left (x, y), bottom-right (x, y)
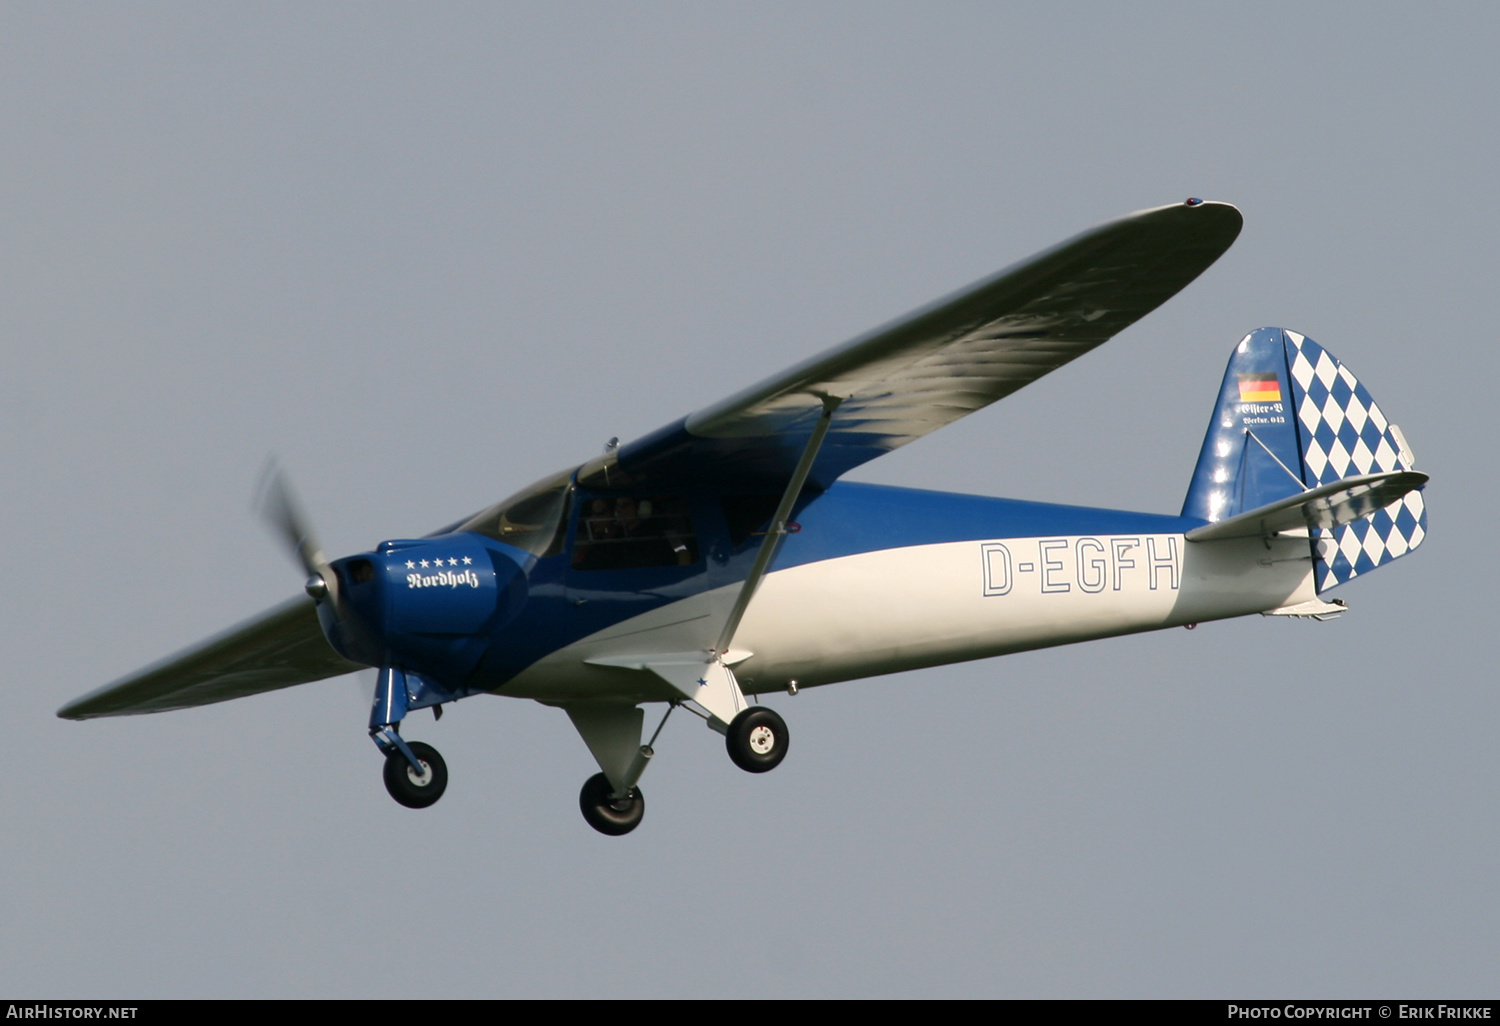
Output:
top-left (1138, 196), bottom-right (1243, 229)
top-left (57, 689), bottom-right (113, 719)
top-left (1193, 198), bottom-right (1244, 233)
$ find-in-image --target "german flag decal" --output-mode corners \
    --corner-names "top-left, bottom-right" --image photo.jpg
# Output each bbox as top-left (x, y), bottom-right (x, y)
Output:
top-left (1237, 372), bottom-right (1282, 403)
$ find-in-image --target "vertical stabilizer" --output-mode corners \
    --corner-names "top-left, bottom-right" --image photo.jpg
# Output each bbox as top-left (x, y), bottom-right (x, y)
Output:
top-left (1182, 327), bottom-right (1307, 523)
top-left (1184, 328), bottom-right (1426, 591)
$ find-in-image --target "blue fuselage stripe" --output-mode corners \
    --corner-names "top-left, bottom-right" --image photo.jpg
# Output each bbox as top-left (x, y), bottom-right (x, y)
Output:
top-left (776, 481), bottom-right (1200, 567)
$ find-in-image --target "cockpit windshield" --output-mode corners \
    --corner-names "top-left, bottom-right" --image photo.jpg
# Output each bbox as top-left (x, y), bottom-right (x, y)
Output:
top-left (457, 470), bottom-right (574, 557)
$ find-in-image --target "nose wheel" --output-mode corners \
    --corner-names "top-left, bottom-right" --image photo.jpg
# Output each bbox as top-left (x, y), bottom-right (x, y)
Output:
top-left (726, 706), bottom-right (788, 773)
top-left (579, 772), bottom-right (645, 835)
top-left (382, 740), bottom-right (448, 809)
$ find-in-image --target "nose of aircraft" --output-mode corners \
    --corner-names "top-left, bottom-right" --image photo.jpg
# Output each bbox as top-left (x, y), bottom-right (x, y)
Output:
top-left (330, 538), bottom-right (529, 672)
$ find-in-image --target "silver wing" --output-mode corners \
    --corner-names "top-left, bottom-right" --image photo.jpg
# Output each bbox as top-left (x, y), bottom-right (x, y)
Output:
top-left (58, 596), bottom-right (362, 720)
top-left (597, 200), bottom-right (1243, 489)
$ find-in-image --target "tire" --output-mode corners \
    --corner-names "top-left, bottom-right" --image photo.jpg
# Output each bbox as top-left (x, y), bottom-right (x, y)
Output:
top-left (579, 772), bottom-right (645, 836)
top-left (726, 706), bottom-right (788, 773)
top-left (383, 741), bottom-right (449, 809)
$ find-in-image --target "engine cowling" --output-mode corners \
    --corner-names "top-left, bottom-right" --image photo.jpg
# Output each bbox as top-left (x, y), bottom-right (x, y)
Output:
top-left (322, 535), bottom-right (529, 683)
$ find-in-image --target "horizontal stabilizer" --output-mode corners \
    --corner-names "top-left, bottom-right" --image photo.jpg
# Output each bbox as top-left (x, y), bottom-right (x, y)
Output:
top-left (57, 596), bottom-right (363, 719)
top-left (1185, 470), bottom-right (1428, 543)
top-left (1261, 597), bottom-right (1348, 621)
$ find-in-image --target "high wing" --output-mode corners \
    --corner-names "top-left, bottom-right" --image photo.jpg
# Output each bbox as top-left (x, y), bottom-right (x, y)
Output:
top-left (587, 200), bottom-right (1242, 491)
top-left (58, 596), bottom-right (362, 719)
top-left (60, 199), bottom-right (1241, 720)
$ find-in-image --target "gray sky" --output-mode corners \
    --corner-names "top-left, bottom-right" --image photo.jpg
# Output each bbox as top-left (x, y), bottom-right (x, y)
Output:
top-left (3, 3), bottom-right (1496, 998)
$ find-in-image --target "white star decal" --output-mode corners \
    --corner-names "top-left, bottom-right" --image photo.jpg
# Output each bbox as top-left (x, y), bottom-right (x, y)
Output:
top-left (448, 558), bottom-right (458, 566)
top-left (419, 559), bottom-right (430, 568)
top-left (462, 556), bottom-right (472, 565)
top-left (406, 561), bottom-right (415, 569)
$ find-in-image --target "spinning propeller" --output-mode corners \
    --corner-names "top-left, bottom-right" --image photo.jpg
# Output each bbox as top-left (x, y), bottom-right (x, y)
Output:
top-left (255, 458), bottom-right (340, 609)
top-left (256, 459), bottom-right (380, 707)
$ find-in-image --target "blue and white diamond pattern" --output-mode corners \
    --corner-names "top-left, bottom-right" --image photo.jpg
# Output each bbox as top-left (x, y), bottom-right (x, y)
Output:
top-left (1285, 331), bottom-right (1426, 591)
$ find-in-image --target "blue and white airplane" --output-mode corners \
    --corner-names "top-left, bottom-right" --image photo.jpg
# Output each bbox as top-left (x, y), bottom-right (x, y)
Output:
top-left (59, 200), bottom-right (1428, 835)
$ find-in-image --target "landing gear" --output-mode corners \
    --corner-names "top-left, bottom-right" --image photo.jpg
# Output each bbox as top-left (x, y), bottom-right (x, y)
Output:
top-left (726, 706), bottom-right (788, 773)
top-left (579, 772), bottom-right (645, 836)
top-left (383, 740), bottom-right (448, 809)
top-left (370, 666), bottom-right (454, 809)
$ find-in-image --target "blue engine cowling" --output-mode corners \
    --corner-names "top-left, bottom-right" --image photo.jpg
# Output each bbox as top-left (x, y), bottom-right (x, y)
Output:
top-left (321, 533), bottom-right (530, 689)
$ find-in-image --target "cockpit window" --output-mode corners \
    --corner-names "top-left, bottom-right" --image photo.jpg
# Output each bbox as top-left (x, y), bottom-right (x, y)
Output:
top-left (572, 495), bottom-right (699, 571)
top-left (457, 470), bottom-right (573, 557)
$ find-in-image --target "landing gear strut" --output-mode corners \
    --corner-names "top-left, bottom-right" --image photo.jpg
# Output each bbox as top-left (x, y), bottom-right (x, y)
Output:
top-left (579, 773), bottom-right (645, 835)
top-left (726, 706), bottom-right (788, 773)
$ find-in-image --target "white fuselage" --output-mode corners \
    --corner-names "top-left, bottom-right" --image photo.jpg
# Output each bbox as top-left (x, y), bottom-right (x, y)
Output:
top-left (503, 531), bottom-right (1316, 703)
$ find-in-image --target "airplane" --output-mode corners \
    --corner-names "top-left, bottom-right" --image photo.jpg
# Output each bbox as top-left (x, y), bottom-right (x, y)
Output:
top-left (58, 199), bottom-right (1428, 835)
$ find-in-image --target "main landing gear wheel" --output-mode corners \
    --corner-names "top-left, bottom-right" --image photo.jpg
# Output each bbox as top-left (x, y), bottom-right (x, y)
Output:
top-left (726, 706), bottom-right (788, 773)
top-left (579, 773), bottom-right (645, 836)
top-left (383, 741), bottom-right (448, 809)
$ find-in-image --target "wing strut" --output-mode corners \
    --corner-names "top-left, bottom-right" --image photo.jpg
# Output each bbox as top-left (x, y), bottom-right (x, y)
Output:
top-left (585, 396), bottom-right (845, 732)
top-left (714, 395), bottom-right (843, 657)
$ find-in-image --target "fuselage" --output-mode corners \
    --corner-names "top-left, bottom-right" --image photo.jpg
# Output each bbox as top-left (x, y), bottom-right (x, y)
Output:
top-left (327, 479), bottom-right (1316, 708)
